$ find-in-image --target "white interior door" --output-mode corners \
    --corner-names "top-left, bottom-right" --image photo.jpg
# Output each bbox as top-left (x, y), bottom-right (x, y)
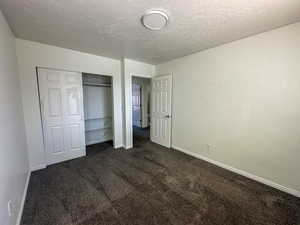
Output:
top-left (151, 75), bottom-right (172, 147)
top-left (132, 83), bottom-right (142, 127)
top-left (38, 68), bottom-right (86, 165)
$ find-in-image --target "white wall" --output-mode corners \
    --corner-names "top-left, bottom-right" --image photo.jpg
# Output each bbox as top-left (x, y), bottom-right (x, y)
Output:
top-left (132, 76), bottom-right (151, 128)
top-left (0, 12), bottom-right (29, 225)
top-left (16, 39), bottom-right (123, 171)
top-left (157, 22), bottom-right (300, 193)
top-left (123, 59), bottom-right (155, 148)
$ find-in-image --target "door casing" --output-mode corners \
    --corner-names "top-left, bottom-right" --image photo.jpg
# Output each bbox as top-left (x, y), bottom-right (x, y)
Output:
top-left (124, 72), bottom-right (173, 149)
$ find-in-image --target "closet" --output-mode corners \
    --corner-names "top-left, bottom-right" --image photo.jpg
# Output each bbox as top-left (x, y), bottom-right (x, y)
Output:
top-left (82, 73), bottom-right (113, 146)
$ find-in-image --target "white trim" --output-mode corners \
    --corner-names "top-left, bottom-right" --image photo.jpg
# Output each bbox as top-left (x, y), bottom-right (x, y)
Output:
top-left (16, 171), bottom-right (31, 225)
top-left (114, 144), bottom-right (125, 149)
top-left (172, 145), bottom-right (300, 198)
top-left (125, 145), bottom-right (133, 150)
top-left (30, 164), bottom-right (46, 171)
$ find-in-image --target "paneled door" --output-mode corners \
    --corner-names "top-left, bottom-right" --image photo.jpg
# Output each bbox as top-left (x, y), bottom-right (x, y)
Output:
top-left (151, 75), bottom-right (172, 147)
top-left (132, 83), bottom-right (142, 127)
top-left (38, 68), bottom-right (86, 165)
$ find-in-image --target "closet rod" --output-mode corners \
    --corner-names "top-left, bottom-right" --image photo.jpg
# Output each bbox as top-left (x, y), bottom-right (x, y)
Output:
top-left (83, 82), bottom-right (111, 87)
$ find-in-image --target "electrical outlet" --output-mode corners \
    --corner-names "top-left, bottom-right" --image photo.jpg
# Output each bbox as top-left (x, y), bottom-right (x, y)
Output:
top-left (7, 200), bottom-right (12, 217)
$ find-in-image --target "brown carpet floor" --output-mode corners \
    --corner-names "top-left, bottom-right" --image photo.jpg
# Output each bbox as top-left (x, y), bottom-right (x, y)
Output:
top-left (21, 137), bottom-right (300, 225)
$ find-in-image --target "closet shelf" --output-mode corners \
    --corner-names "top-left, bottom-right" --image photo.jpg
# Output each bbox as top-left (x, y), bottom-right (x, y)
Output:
top-left (83, 82), bottom-right (111, 87)
top-left (85, 127), bottom-right (112, 132)
top-left (85, 117), bottom-right (112, 121)
top-left (83, 74), bottom-right (113, 145)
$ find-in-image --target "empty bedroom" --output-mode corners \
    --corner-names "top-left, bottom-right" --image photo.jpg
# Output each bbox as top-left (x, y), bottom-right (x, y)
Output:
top-left (0, 0), bottom-right (300, 225)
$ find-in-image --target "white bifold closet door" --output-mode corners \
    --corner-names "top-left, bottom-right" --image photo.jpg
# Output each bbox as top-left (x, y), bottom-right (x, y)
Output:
top-left (38, 68), bottom-right (86, 165)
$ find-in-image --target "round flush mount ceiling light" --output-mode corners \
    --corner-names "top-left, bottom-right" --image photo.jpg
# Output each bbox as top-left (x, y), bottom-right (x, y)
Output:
top-left (142, 10), bottom-right (169, 31)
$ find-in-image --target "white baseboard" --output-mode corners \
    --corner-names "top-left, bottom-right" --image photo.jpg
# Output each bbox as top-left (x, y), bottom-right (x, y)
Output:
top-left (125, 145), bottom-right (133, 149)
top-left (30, 164), bottom-right (46, 172)
top-left (16, 171), bottom-right (31, 225)
top-left (114, 144), bottom-right (125, 149)
top-left (172, 145), bottom-right (300, 198)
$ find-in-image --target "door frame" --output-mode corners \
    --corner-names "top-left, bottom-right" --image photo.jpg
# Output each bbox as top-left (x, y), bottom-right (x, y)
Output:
top-left (124, 73), bottom-right (152, 149)
top-left (124, 73), bottom-right (173, 149)
top-left (37, 67), bottom-right (118, 165)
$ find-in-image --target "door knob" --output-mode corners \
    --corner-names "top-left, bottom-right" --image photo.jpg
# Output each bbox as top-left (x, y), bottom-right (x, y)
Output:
top-left (165, 115), bottom-right (171, 118)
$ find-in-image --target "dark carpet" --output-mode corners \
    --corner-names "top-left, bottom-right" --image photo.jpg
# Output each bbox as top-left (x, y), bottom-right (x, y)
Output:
top-left (133, 126), bottom-right (150, 148)
top-left (21, 137), bottom-right (300, 225)
top-left (133, 126), bottom-right (150, 138)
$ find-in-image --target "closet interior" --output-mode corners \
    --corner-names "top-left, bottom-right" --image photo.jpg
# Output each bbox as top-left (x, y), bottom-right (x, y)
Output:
top-left (82, 73), bottom-right (113, 146)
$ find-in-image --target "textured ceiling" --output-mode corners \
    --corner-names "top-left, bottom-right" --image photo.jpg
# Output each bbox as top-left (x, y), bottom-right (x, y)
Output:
top-left (1, 0), bottom-right (300, 64)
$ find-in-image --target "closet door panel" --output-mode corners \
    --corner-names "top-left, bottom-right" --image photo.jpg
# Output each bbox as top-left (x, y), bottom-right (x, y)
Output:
top-left (63, 72), bottom-right (84, 122)
top-left (66, 124), bottom-right (81, 149)
top-left (47, 126), bottom-right (64, 154)
top-left (64, 123), bottom-right (85, 159)
top-left (38, 68), bottom-right (86, 165)
top-left (40, 70), bottom-right (63, 125)
top-left (62, 71), bottom-right (85, 160)
top-left (48, 88), bottom-right (62, 117)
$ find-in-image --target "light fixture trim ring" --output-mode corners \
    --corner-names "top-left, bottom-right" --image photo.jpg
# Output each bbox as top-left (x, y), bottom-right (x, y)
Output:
top-left (142, 10), bottom-right (169, 31)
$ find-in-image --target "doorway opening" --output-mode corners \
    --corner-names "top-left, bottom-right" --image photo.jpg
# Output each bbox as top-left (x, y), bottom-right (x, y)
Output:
top-left (82, 73), bottom-right (114, 156)
top-left (131, 76), bottom-right (151, 147)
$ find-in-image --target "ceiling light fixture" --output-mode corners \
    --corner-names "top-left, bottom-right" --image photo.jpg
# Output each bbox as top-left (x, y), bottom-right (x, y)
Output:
top-left (142, 10), bottom-right (169, 31)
